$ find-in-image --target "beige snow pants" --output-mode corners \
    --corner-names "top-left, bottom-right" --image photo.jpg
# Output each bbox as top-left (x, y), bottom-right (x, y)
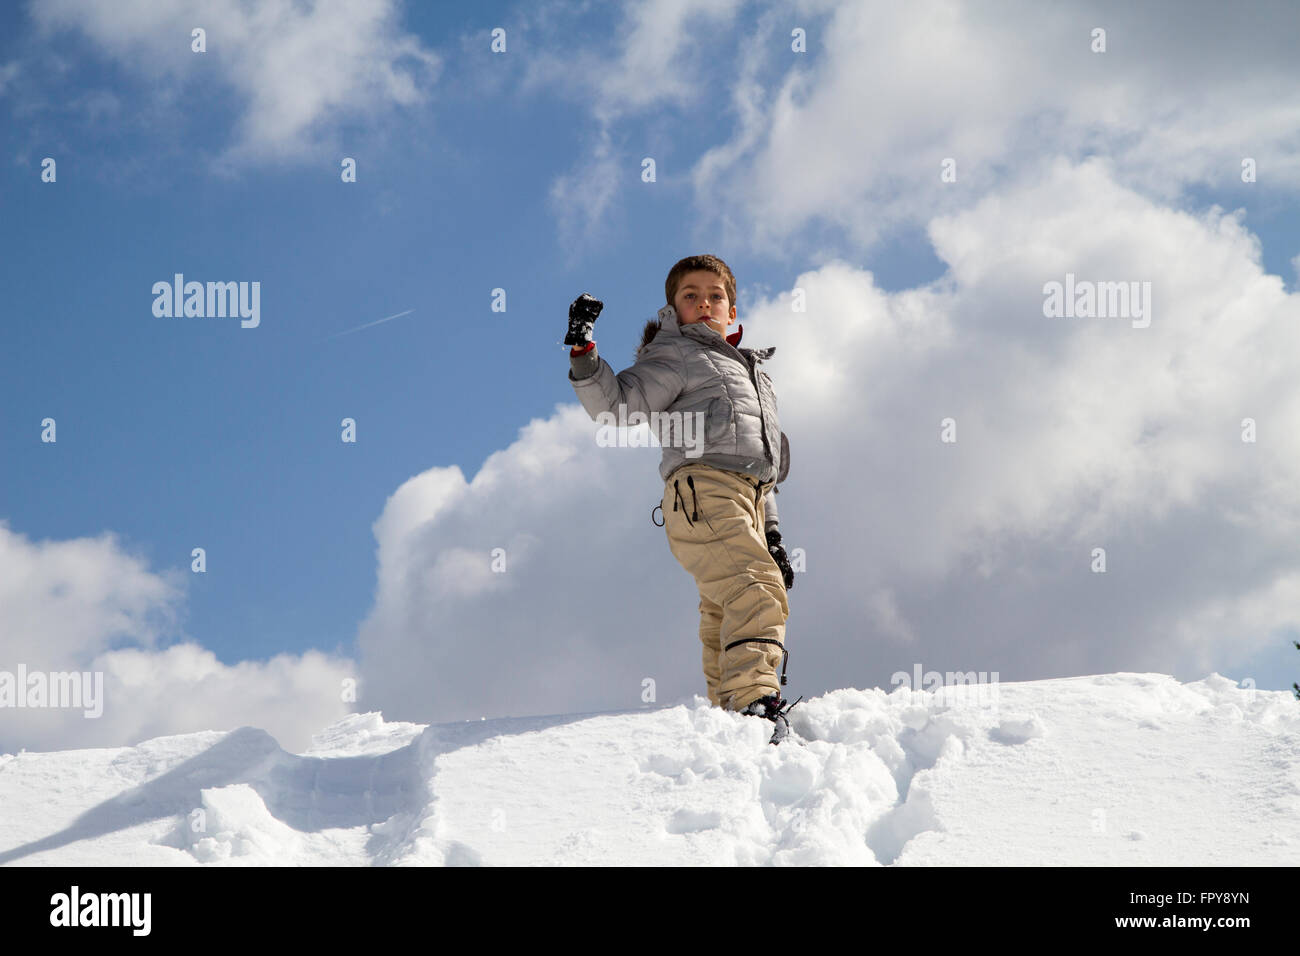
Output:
top-left (661, 462), bottom-right (789, 712)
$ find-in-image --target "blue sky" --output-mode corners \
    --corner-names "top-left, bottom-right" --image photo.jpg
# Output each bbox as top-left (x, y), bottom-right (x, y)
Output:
top-left (2, 0), bottom-right (1298, 752)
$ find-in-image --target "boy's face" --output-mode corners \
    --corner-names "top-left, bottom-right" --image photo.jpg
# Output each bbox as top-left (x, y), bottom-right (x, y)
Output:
top-left (673, 270), bottom-right (736, 338)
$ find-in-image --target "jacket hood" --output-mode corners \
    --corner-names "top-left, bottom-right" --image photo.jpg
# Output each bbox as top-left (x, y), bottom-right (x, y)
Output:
top-left (637, 303), bottom-right (770, 360)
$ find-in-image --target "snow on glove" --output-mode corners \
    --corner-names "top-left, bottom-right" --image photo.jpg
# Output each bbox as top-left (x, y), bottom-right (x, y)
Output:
top-left (766, 529), bottom-right (794, 591)
top-left (565, 293), bottom-right (604, 347)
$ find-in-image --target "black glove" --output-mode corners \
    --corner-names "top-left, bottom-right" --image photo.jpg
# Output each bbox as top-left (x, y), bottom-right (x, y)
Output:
top-left (766, 529), bottom-right (794, 591)
top-left (565, 293), bottom-right (604, 347)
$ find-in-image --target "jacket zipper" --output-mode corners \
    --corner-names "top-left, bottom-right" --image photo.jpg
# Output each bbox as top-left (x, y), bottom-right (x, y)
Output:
top-left (680, 326), bottom-right (777, 470)
top-left (717, 339), bottom-right (774, 466)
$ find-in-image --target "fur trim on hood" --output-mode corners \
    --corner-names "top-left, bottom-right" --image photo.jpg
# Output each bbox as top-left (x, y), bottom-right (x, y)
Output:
top-left (635, 318), bottom-right (662, 361)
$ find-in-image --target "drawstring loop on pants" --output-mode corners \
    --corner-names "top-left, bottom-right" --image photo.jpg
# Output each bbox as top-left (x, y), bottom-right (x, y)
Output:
top-left (668, 474), bottom-right (716, 533)
top-left (672, 475), bottom-right (700, 526)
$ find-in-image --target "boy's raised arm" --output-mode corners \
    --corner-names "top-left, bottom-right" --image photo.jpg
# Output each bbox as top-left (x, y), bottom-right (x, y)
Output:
top-left (565, 295), bottom-right (685, 421)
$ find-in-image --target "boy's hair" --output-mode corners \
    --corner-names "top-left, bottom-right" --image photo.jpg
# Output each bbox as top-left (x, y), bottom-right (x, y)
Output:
top-left (664, 254), bottom-right (737, 311)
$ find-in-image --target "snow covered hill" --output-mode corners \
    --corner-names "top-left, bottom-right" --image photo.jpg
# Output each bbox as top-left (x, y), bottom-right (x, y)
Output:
top-left (1, 673), bottom-right (1296, 866)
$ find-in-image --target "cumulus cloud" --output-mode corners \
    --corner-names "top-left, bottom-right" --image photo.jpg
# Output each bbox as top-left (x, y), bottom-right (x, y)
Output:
top-left (0, 522), bottom-right (354, 753)
top-left (28, 0), bottom-right (440, 165)
top-left (355, 404), bottom-right (662, 722)
top-left (0, 521), bottom-right (184, 666)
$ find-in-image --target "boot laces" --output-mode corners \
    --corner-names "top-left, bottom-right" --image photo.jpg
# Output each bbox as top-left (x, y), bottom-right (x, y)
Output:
top-left (754, 693), bottom-right (803, 724)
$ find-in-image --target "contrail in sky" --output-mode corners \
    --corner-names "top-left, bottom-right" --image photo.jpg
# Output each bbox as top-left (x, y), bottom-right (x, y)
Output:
top-left (322, 309), bottom-right (414, 341)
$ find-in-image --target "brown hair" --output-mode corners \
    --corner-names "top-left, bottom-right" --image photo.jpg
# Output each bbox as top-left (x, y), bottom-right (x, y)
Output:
top-left (664, 254), bottom-right (737, 311)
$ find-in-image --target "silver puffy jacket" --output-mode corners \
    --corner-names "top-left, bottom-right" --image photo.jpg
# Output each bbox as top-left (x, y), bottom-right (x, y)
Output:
top-left (568, 302), bottom-right (789, 532)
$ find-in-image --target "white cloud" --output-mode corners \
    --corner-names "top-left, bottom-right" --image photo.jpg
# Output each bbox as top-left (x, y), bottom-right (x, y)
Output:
top-left (695, 0), bottom-right (1300, 256)
top-left (546, 126), bottom-right (623, 264)
top-left (28, 0), bottom-right (440, 165)
top-left (518, 0), bottom-right (747, 123)
top-left (516, 0), bottom-right (748, 250)
top-left (0, 521), bottom-right (353, 753)
top-left (587, 0), bottom-right (748, 121)
top-left (519, 0), bottom-right (1300, 258)
top-left (0, 520), bottom-right (183, 665)
top-left (88, 643), bottom-right (355, 753)
top-left (357, 157), bottom-right (1300, 724)
top-left (356, 404), bottom-right (676, 722)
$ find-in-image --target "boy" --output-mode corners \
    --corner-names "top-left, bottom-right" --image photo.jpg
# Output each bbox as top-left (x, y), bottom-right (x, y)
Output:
top-left (565, 254), bottom-right (799, 743)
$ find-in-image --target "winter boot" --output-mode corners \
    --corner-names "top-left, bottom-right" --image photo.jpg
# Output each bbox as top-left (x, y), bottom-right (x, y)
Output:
top-left (739, 693), bottom-right (803, 745)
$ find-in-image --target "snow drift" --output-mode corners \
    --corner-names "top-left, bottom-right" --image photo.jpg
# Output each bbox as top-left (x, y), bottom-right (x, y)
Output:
top-left (0, 673), bottom-right (1296, 866)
